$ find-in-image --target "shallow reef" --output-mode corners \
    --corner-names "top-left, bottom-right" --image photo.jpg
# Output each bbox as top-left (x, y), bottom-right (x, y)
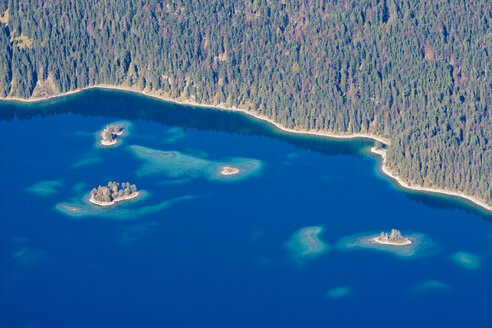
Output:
top-left (12, 247), bottom-right (48, 266)
top-left (129, 144), bottom-right (262, 182)
top-left (55, 191), bottom-right (200, 220)
top-left (26, 180), bottom-right (63, 196)
top-left (284, 226), bottom-right (330, 261)
top-left (450, 251), bottom-right (481, 270)
top-left (72, 152), bottom-right (101, 167)
top-left (412, 280), bottom-right (451, 294)
top-left (325, 286), bottom-right (353, 299)
top-left (163, 127), bottom-right (187, 143)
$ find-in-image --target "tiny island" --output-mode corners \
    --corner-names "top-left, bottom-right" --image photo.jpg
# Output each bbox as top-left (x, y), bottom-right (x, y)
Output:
top-left (100, 123), bottom-right (124, 146)
top-left (89, 181), bottom-right (139, 206)
top-left (220, 165), bottom-right (240, 176)
top-left (370, 229), bottom-right (412, 246)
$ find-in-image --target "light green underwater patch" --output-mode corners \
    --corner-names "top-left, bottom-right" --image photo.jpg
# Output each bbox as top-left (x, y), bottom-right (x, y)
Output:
top-left (120, 221), bottom-right (160, 243)
top-left (157, 178), bottom-right (193, 186)
top-left (336, 231), bottom-right (439, 259)
top-left (72, 182), bottom-right (88, 193)
top-left (129, 144), bottom-right (262, 182)
top-left (163, 127), bottom-right (187, 143)
top-left (412, 280), bottom-right (451, 295)
top-left (450, 251), bottom-right (481, 270)
top-left (12, 247), bottom-right (47, 266)
top-left (55, 191), bottom-right (201, 220)
top-left (26, 180), bottom-right (63, 196)
top-left (284, 226), bottom-right (330, 261)
top-left (72, 153), bottom-right (101, 167)
top-left (325, 286), bottom-right (353, 299)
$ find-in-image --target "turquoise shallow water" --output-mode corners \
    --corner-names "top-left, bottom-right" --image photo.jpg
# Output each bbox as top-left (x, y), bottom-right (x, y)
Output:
top-left (1, 89), bottom-right (491, 327)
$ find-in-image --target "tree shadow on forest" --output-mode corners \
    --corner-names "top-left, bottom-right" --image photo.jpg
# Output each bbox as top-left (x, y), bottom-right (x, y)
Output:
top-left (0, 88), bottom-right (371, 157)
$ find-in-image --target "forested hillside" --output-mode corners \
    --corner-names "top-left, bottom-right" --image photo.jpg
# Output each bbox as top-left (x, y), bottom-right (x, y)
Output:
top-left (0, 0), bottom-right (490, 206)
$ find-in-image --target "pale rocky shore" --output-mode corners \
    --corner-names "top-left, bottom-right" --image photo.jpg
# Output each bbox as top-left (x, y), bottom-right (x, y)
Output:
top-left (1, 84), bottom-right (490, 212)
top-left (100, 138), bottom-right (117, 146)
top-left (89, 191), bottom-right (140, 207)
top-left (219, 165), bottom-right (240, 176)
top-left (99, 122), bottom-right (125, 147)
top-left (370, 229), bottom-right (412, 246)
top-left (371, 147), bottom-right (491, 212)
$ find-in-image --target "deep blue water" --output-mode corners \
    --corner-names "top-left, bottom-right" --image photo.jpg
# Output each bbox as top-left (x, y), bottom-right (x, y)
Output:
top-left (1, 89), bottom-right (491, 328)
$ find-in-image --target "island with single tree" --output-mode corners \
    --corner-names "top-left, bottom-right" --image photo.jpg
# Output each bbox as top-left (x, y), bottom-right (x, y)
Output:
top-left (219, 165), bottom-right (240, 176)
top-left (370, 229), bottom-right (412, 246)
top-left (89, 181), bottom-right (139, 206)
top-left (100, 123), bottom-right (124, 146)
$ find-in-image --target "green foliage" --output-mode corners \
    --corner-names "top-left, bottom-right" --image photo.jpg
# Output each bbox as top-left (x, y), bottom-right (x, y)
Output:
top-left (91, 182), bottom-right (138, 203)
top-left (0, 0), bottom-right (490, 204)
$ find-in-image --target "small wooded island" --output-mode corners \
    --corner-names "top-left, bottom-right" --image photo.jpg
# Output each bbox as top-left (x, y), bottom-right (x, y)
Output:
top-left (370, 229), bottom-right (412, 246)
top-left (100, 124), bottom-right (124, 146)
top-left (89, 181), bottom-right (139, 206)
top-left (220, 165), bottom-right (240, 176)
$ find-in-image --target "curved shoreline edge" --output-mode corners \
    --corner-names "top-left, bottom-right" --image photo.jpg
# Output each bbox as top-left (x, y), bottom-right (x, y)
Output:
top-left (370, 147), bottom-right (491, 212)
top-left (369, 236), bottom-right (412, 246)
top-left (1, 84), bottom-right (490, 212)
top-left (89, 191), bottom-right (140, 207)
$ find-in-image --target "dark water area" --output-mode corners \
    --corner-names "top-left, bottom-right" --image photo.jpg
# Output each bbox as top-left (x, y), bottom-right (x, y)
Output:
top-left (1, 89), bottom-right (491, 328)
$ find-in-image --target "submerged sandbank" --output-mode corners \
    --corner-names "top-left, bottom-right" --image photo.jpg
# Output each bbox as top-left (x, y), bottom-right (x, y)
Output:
top-left (325, 286), bottom-right (353, 299)
top-left (129, 144), bottom-right (262, 182)
top-left (450, 251), bottom-right (481, 270)
top-left (26, 180), bottom-right (63, 196)
top-left (412, 280), bottom-right (451, 295)
top-left (56, 191), bottom-right (201, 220)
top-left (284, 226), bottom-right (330, 261)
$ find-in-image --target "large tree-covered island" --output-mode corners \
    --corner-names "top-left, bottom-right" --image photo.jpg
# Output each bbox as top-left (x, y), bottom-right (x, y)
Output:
top-left (89, 182), bottom-right (139, 207)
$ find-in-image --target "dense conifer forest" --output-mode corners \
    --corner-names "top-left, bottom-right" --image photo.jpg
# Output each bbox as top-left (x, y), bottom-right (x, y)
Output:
top-left (0, 0), bottom-right (490, 206)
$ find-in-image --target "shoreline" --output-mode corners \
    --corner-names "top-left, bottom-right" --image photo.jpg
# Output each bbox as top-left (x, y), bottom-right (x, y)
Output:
top-left (369, 236), bottom-right (412, 246)
top-left (100, 138), bottom-right (118, 146)
top-left (0, 84), bottom-right (390, 143)
top-left (371, 147), bottom-right (491, 212)
top-left (89, 191), bottom-right (140, 207)
top-left (220, 165), bottom-right (241, 176)
top-left (1, 84), bottom-right (490, 212)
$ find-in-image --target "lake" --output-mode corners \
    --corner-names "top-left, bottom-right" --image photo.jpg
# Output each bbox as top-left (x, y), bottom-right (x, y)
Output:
top-left (0, 89), bottom-right (491, 327)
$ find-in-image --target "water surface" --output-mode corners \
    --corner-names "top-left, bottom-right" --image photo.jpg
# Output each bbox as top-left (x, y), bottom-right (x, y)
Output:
top-left (1, 89), bottom-right (491, 327)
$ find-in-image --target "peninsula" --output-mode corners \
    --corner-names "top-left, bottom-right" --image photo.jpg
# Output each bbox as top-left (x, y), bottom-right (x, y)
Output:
top-left (100, 123), bottom-right (124, 146)
top-left (370, 229), bottom-right (412, 246)
top-left (219, 165), bottom-right (240, 176)
top-left (89, 181), bottom-right (139, 207)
